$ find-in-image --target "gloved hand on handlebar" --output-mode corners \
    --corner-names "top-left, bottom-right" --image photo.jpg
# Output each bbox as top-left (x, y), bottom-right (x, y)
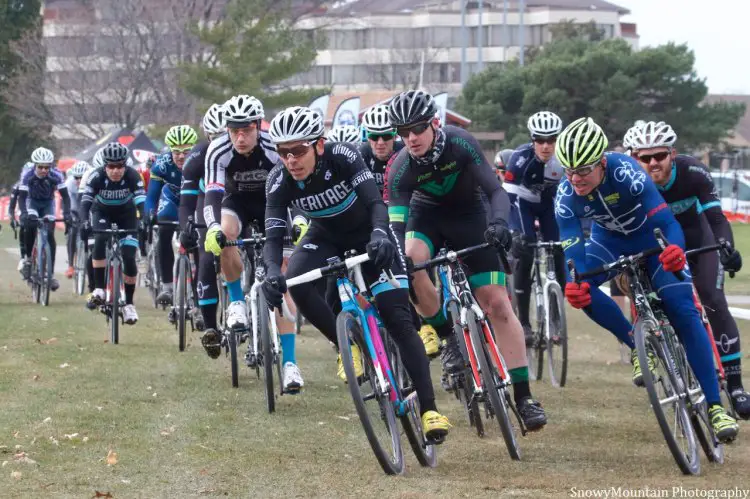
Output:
top-left (659, 244), bottom-right (686, 273)
top-left (511, 231), bottom-right (532, 259)
top-left (366, 229), bottom-right (395, 270)
top-left (262, 274), bottom-right (287, 310)
top-left (720, 245), bottom-right (742, 273)
top-left (484, 219), bottom-right (513, 252)
top-left (180, 228), bottom-right (198, 250)
top-left (204, 226), bottom-right (226, 256)
top-left (564, 282), bottom-right (591, 309)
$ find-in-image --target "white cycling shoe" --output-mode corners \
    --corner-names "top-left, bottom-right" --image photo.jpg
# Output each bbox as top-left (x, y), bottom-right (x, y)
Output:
top-left (225, 301), bottom-right (248, 330)
top-left (282, 362), bottom-right (304, 394)
top-left (122, 304), bottom-right (139, 325)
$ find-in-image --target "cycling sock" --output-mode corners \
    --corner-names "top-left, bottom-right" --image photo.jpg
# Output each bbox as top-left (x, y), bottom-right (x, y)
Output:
top-left (227, 279), bottom-right (244, 302)
top-left (94, 267), bottom-right (106, 289)
top-left (201, 303), bottom-right (218, 330)
top-left (420, 398), bottom-right (437, 415)
top-left (510, 367), bottom-right (531, 403)
top-left (424, 309), bottom-right (451, 339)
top-left (125, 283), bottom-right (135, 305)
top-left (723, 357), bottom-right (744, 393)
top-left (280, 332), bottom-right (296, 365)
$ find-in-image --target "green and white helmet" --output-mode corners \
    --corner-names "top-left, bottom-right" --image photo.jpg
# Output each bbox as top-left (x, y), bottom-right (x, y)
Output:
top-left (555, 117), bottom-right (608, 169)
top-left (165, 125), bottom-right (198, 147)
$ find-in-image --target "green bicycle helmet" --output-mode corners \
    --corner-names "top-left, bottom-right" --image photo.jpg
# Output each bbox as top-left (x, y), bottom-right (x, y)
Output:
top-left (555, 117), bottom-right (608, 169)
top-left (165, 125), bottom-right (198, 147)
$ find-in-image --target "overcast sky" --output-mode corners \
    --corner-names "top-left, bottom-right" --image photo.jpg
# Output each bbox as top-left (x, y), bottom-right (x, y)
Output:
top-left (617, 0), bottom-right (750, 95)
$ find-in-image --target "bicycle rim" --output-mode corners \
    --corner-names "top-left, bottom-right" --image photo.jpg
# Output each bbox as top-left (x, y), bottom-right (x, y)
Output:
top-left (111, 263), bottom-right (121, 345)
top-left (177, 257), bottom-right (188, 352)
top-left (258, 292), bottom-right (276, 413)
top-left (75, 240), bottom-right (86, 295)
top-left (546, 286), bottom-right (568, 388)
top-left (634, 318), bottom-right (699, 475)
top-left (229, 328), bottom-right (239, 388)
top-left (31, 247), bottom-right (40, 303)
top-left (681, 345), bottom-right (724, 464)
top-left (149, 250), bottom-right (159, 308)
top-left (336, 311), bottom-right (403, 475)
top-left (468, 313), bottom-right (521, 460)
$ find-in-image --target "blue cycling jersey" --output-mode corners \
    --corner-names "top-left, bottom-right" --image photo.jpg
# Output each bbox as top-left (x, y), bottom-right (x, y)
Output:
top-left (145, 152), bottom-right (183, 215)
top-left (19, 167), bottom-right (67, 201)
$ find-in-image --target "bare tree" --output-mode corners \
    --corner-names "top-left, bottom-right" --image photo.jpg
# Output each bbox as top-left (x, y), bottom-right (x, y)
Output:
top-left (367, 28), bottom-right (449, 91)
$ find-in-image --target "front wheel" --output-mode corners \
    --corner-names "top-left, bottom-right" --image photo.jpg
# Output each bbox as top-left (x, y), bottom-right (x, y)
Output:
top-left (526, 288), bottom-right (544, 381)
top-left (110, 260), bottom-right (121, 345)
top-left (41, 242), bottom-right (51, 307)
top-left (447, 301), bottom-right (484, 436)
top-left (258, 292), bottom-right (276, 413)
top-left (176, 256), bottom-right (188, 352)
top-left (546, 284), bottom-right (568, 388)
top-left (74, 238), bottom-right (87, 296)
top-left (336, 311), bottom-right (403, 475)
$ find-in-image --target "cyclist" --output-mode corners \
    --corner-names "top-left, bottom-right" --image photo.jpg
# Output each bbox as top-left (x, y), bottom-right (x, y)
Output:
top-left (504, 111), bottom-right (566, 345)
top-left (145, 125), bottom-right (199, 305)
top-left (203, 95), bottom-right (303, 393)
top-left (326, 125), bottom-right (361, 144)
top-left (63, 161), bottom-right (91, 279)
top-left (386, 90), bottom-right (547, 431)
top-left (9, 162), bottom-right (34, 273)
top-left (18, 147), bottom-right (72, 290)
top-left (262, 105), bottom-right (451, 440)
top-left (556, 117), bottom-right (739, 441)
top-left (494, 149), bottom-right (514, 178)
top-left (179, 103), bottom-right (226, 357)
top-left (79, 142), bottom-right (145, 325)
top-left (631, 120), bottom-right (750, 418)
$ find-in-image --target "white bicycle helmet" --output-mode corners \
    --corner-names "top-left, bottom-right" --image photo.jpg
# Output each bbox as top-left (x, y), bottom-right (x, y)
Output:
top-left (527, 111), bottom-right (563, 138)
top-left (92, 148), bottom-right (106, 169)
top-left (630, 121), bottom-right (677, 151)
top-left (71, 160), bottom-right (91, 178)
top-left (326, 125), bottom-right (361, 144)
top-left (31, 147), bottom-right (55, 164)
top-left (361, 105), bottom-right (393, 134)
top-left (223, 95), bottom-right (264, 126)
top-left (268, 106), bottom-right (325, 144)
top-left (202, 103), bottom-right (226, 136)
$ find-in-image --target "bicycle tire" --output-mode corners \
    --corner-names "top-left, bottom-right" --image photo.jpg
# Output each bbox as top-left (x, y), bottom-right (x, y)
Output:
top-left (526, 288), bottom-right (544, 381)
top-left (468, 311), bottom-right (521, 460)
top-left (41, 242), bottom-right (51, 307)
top-left (229, 328), bottom-right (239, 388)
top-left (258, 292), bottom-right (276, 413)
top-left (74, 238), bottom-right (86, 295)
top-left (149, 244), bottom-right (159, 308)
top-left (336, 311), bottom-right (403, 475)
top-left (31, 246), bottom-right (41, 303)
top-left (176, 256), bottom-right (188, 352)
top-left (634, 317), bottom-right (699, 475)
top-left (111, 260), bottom-right (121, 345)
top-left (447, 301), bottom-right (484, 436)
top-left (546, 284), bottom-right (568, 388)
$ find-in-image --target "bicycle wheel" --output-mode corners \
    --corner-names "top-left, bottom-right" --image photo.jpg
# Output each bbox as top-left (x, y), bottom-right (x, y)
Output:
top-left (468, 311), bottom-right (521, 460)
top-left (149, 245), bottom-right (159, 308)
top-left (546, 285), bottom-right (568, 388)
top-left (526, 288), bottom-right (544, 381)
top-left (447, 301), bottom-right (484, 437)
top-left (229, 328), bottom-right (239, 388)
top-left (258, 292), bottom-right (276, 413)
top-left (176, 256), bottom-right (188, 352)
top-left (111, 261), bottom-right (121, 345)
top-left (31, 245), bottom-right (41, 303)
top-left (41, 242), bottom-right (51, 307)
top-left (336, 311), bottom-right (403, 475)
top-left (634, 317), bottom-right (699, 475)
top-left (75, 239), bottom-right (87, 296)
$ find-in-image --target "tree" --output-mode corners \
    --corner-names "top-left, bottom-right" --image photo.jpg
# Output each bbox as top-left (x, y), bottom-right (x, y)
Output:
top-left (179, 0), bottom-right (327, 112)
top-left (457, 30), bottom-right (746, 151)
top-left (0, 0), bottom-right (46, 185)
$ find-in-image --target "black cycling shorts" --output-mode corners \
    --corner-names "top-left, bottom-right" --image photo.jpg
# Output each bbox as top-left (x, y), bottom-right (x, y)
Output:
top-left (221, 193), bottom-right (265, 235)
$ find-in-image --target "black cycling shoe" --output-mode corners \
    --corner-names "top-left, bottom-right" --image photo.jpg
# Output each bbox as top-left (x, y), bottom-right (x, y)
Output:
top-left (157, 289), bottom-right (173, 306)
top-left (49, 277), bottom-right (60, 291)
top-left (517, 397), bottom-right (547, 431)
top-left (201, 328), bottom-right (222, 359)
top-left (731, 389), bottom-right (750, 420)
top-left (523, 324), bottom-right (534, 347)
top-left (440, 336), bottom-right (464, 374)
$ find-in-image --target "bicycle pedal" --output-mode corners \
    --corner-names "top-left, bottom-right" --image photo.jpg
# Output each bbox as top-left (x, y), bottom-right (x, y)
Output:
top-left (425, 433), bottom-right (446, 446)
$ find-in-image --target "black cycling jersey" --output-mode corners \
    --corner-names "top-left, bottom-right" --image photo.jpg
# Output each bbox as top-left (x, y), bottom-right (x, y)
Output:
top-left (179, 139), bottom-right (210, 230)
top-left (79, 166), bottom-right (146, 222)
top-left (359, 140), bottom-right (404, 194)
top-left (656, 155), bottom-right (733, 250)
top-left (386, 125), bottom-right (510, 248)
top-left (204, 131), bottom-right (278, 229)
top-left (8, 182), bottom-right (20, 216)
top-left (263, 141), bottom-right (389, 276)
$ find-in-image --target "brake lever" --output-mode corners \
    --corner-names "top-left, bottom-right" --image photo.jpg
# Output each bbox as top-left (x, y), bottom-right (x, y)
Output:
top-left (653, 227), bottom-right (685, 281)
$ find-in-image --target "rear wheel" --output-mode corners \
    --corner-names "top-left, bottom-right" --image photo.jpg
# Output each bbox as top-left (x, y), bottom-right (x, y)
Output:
top-left (336, 311), bottom-right (403, 475)
top-left (229, 328), bottom-right (239, 388)
top-left (176, 256), bottom-right (188, 352)
top-left (546, 285), bottom-right (568, 388)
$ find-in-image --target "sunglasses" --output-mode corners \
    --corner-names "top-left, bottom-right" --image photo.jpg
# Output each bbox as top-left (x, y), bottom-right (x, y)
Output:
top-left (35, 165), bottom-right (51, 171)
top-left (637, 151), bottom-right (670, 164)
top-left (563, 160), bottom-right (601, 178)
top-left (105, 161), bottom-right (126, 170)
top-left (533, 136), bottom-right (557, 145)
top-left (170, 147), bottom-right (193, 155)
top-left (277, 141), bottom-right (316, 159)
top-left (396, 121), bottom-right (431, 138)
top-left (367, 131), bottom-right (396, 142)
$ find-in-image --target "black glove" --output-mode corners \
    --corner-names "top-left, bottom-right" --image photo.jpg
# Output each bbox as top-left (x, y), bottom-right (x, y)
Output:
top-left (262, 274), bottom-right (287, 310)
top-left (64, 215), bottom-right (72, 235)
top-left (9, 218), bottom-right (17, 230)
top-left (19, 213), bottom-right (28, 226)
top-left (179, 228), bottom-right (198, 250)
top-left (366, 229), bottom-right (396, 270)
top-left (485, 220), bottom-right (513, 252)
top-left (80, 221), bottom-right (92, 241)
top-left (721, 247), bottom-right (742, 273)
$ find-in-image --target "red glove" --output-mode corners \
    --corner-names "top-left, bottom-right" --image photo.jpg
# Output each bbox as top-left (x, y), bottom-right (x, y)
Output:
top-left (659, 244), bottom-right (686, 273)
top-left (565, 282), bottom-right (591, 309)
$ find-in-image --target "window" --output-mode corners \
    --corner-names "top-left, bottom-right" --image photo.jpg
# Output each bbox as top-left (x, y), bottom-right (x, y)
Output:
top-left (489, 24), bottom-right (518, 47)
top-left (392, 28), bottom-right (413, 49)
top-left (354, 29), bottom-right (372, 50)
top-left (374, 28), bottom-right (394, 49)
top-left (431, 27), bottom-right (452, 48)
top-left (468, 26), bottom-right (490, 47)
top-left (334, 65), bottom-right (354, 84)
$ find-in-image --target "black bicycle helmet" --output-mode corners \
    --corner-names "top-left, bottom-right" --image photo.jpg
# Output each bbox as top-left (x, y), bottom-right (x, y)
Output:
top-left (101, 142), bottom-right (129, 163)
top-left (388, 90), bottom-right (438, 127)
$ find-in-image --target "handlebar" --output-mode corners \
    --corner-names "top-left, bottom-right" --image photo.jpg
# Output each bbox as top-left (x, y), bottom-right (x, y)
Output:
top-left (285, 252), bottom-right (400, 290)
top-left (411, 242), bottom-right (512, 275)
top-left (222, 235), bottom-right (293, 247)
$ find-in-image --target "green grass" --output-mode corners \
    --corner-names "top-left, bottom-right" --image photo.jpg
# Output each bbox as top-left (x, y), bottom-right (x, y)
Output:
top-left (725, 223), bottom-right (750, 296)
top-left (0, 227), bottom-right (749, 498)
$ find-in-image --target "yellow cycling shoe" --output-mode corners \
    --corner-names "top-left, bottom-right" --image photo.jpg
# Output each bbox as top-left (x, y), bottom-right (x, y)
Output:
top-left (337, 343), bottom-right (364, 381)
top-left (422, 410), bottom-right (451, 443)
top-left (418, 324), bottom-right (440, 358)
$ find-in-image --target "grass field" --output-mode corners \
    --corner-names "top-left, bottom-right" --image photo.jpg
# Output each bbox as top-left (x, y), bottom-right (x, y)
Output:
top-left (0, 226), bottom-right (749, 498)
top-left (725, 223), bottom-right (750, 296)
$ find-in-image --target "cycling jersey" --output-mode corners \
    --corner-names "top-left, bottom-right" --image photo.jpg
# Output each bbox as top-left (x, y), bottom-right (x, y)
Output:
top-left (179, 140), bottom-right (210, 229)
top-left (145, 152), bottom-right (183, 216)
top-left (8, 182), bottom-right (20, 217)
top-left (18, 167), bottom-right (71, 218)
top-left (79, 167), bottom-right (146, 222)
top-left (359, 140), bottom-right (404, 194)
top-left (555, 151), bottom-right (722, 404)
top-left (65, 175), bottom-right (81, 215)
top-left (203, 131), bottom-right (278, 229)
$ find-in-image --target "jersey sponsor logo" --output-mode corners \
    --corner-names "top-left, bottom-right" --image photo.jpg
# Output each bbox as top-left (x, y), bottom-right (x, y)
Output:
top-left (554, 182), bottom-right (575, 219)
top-left (668, 197), bottom-right (697, 215)
top-left (233, 170), bottom-right (268, 183)
top-left (717, 334), bottom-right (739, 354)
top-left (332, 144), bottom-right (358, 164)
top-left (561, 237), bottom-right (580, 250)
top-left (268, 171), bottom-right (283, 194)
top-left (591, 204), bottom-right (647, 234)
top-left (604, 192), bottom-right (620, 205)
top-left (614, 160), bottom-right (646, 196)
top-left (350, 169), bottom-right (373, 188)
top-left (303, 243), bottom-right (318, 250)
top-left (450, 136), bottom-right (483, 165)
top-left (420, 171), bottom-right (460, 196)
top-left (417, 172), bottom-right (433, 183)
top-left (265, 217), bottom-right (287, 230)
top-left (293, 180), bottom-right (353, 213)
top-left (97, 188), bottom-right (132, 200)
top-left (196, 281), bottom-right (209, 299)
top-left (373, 172), bottom-right (384, 186)
top-left (324, 170), bottom-right (332, 181)
top-left (647, 202), bottom-right (667, 217)
top-left (439, 161), bottom-right (457, 172)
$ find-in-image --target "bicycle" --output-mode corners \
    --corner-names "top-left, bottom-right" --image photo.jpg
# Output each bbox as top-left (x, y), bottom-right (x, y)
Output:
top-left (413, 243), bottom-right (524, 460)
top-left (524, 238), bottom-right (567, 387)
top-left (92, 224), bottom-right (140, 345)
top-left (571, 228), bottom-right (728, 475)
top-left (147, 220), bottom-right (180, 310)
top-left (286, 251), bottom-right (438, 475)
top-left (26, 217), bottom-right (65, 307)
top-left (172, 217), bottom-right (206, 352)
top-left (73, 221), bottom-right (89, 296)
top-left (220, 232), bottom-right (294, 407)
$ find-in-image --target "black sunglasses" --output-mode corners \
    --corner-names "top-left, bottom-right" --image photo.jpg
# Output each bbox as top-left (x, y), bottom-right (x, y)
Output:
top-left (637, 151), bottom-right (670, 164)
top-left (367, 131), bottom-right (396, 142)
top-left (396, 121), bottom-right (431, 138)
top-left (277, 141), bottom-right (316, 159)
top-left (105, 161), bottom-right (126, 170)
